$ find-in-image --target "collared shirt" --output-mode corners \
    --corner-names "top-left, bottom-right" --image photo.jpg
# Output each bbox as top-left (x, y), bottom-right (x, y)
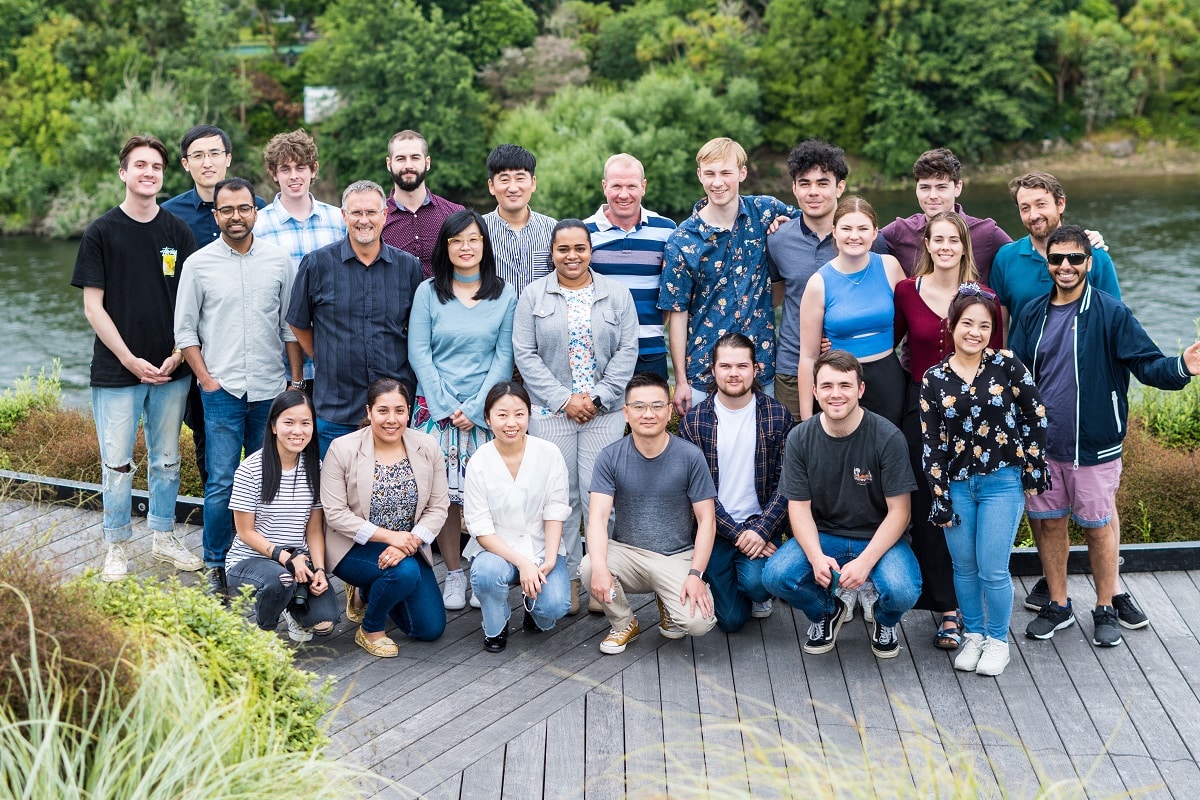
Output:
top-left (483, 208), bottom-right (556, 295)
top-left (286, 239), bottom-right (423, 424)
top-left (253, 193), bottom-right (346, 267)
top-left (677, 391), bottom-right (793, 543)
top-left (880, 203), bottom-right (1012, 284)
top-left (162, 188), bottom-right (267, 245)
top-left (382, 190), bottom-right (465, 278)
top-left (173, 236), bottom-right (297, 402)
top-left (658, 194), bottom-right (797, 384)
top-left (584, 205), bottom-right (676, 358)
top-left (990, 235), bottom-right (1121, 323)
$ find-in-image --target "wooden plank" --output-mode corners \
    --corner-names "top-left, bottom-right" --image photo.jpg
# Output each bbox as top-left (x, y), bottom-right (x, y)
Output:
top-left (543, 697), bottom-right (585, 800)
top-left (501, 721), bottom-right (546, 800)
top-left (727, 621), bottom-right (790, 799)
top-left (458, 749), bottom-right (505, 799)
top-left (583, 674), bottom-right (625, 800)
top-left (657, 642), bottom-right (706, 796)
top-left (620, 648), bottom-right (665, 799)
top-left (425, 776), bottom-right (460, 800)
top-left (691, 625), bottom-right (748, 796)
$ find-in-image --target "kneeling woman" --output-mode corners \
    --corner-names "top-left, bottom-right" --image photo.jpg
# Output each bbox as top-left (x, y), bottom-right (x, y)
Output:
top-left (919, 287), bottom-right (1049, 677)
top-left (227, 390), bottom-right (338, 641)
top-left (464, 383), bottom-right (572, 652)
top-left (323, 378), bottom-right (450, 657)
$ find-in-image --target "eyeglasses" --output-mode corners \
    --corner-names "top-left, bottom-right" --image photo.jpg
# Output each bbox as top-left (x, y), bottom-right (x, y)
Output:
top-left (626, 401), bottom-right (671, 413)
top-left (186, 149), bottom-right (228, 162)
top-left (215, 204), bottom-right (256, 218)
top-left (957, 282), bottom-right (997, 300)
top-left (345, 209), bottom-right (384, 220)
top-left (1047, 252), bottom-right (1089, 266)
top-left (447, 234), bottom-right (484, 249)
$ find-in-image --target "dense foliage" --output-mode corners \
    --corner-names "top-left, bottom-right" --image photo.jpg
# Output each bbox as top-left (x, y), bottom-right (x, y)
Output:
top-left (1, 0), bottom-right (1198, 233)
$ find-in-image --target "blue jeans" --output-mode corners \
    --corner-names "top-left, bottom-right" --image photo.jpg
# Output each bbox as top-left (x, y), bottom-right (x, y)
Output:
top-left (470, 551), bottom-right (571, 637)
top-left (318, 417), bottom-right (359, 459)
top-left (944, 466), bottom-right (1024, 641)
top-left (91, 379), bottom-right (189, 542)
top-left (332, 541), bottom-right (446, 640)
top-left (227, 556), bottom-right (340, 630)
top-left (763, 534), bottom-right (921, 627)
top-left (706, 534), bottom-right (774, 633)
top-left (200, 388), bottom-right (270, 568)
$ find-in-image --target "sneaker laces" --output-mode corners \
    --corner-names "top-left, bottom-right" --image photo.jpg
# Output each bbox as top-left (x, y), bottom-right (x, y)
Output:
top-left (807, 618), bottom-right (826, 640)
top-left (875, 624), bottom-right (897, 646)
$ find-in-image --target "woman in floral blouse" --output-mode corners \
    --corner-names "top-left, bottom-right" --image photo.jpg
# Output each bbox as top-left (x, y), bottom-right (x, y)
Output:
top-left (919, 285), bottom-right (1049, 677)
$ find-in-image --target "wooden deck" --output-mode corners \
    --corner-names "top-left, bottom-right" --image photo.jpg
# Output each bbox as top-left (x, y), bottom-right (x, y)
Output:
top-left (5, 497), bottom-right (1200, 798)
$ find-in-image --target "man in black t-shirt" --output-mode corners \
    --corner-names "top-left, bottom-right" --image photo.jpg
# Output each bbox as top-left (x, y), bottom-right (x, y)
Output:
top-left (71, 135), bottom-right (203, 583)
top-left (763, 350), bottom-right (919, 659)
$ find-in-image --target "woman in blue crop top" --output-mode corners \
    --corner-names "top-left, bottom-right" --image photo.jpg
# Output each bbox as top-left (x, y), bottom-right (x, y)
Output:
top-left (798, 197), bottom-right (907, 424)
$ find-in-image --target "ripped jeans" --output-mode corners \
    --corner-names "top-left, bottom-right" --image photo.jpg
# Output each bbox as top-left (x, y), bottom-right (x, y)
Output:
top-left (91, 379), bottom-right (189, 542)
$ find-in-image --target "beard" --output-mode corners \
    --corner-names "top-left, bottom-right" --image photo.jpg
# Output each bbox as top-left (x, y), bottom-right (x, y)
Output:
top-left (391, 165), bottom-right (427, 193)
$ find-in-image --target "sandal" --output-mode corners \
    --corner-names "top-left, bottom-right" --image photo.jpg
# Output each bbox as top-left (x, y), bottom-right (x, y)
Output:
top-left (934, 612), bottom-right (963, 650)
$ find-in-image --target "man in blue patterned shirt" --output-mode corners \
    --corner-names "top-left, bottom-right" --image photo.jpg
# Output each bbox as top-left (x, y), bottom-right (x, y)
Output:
top-left (659, 137), bottom-right (796, 414)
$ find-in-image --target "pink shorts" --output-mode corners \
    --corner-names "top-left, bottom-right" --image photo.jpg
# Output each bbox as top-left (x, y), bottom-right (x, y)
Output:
top-left (1025, 458), bottom-right (1122, 528)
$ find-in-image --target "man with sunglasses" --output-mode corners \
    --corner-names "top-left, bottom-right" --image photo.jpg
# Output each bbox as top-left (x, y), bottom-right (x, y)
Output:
top-left (1011, 225), bottom-right (1200, 647)
top-left (174, 178), bottom-right (302, 593)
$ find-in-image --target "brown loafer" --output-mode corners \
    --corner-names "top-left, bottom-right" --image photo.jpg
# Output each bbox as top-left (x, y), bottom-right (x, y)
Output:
top-left (345, 585), bottom-right (365, 624)
top-left (355, 626), bottom-right (398, 658)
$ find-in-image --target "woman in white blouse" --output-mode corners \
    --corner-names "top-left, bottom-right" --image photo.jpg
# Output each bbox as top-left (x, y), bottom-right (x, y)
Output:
top-left (464, 382), bottom-right (572, 652)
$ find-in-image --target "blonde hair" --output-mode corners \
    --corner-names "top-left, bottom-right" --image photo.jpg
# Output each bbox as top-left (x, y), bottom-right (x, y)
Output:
top-left (696, 137), bottom-right (746, 168)
top-left (832, 195), bottom-right (878, 229)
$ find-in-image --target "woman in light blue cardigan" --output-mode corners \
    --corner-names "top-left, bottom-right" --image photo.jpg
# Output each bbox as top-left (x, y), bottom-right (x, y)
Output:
top-left (408, 209), bottom-right (517, 611)
top-left (511, 219), bottom-right (638, 613)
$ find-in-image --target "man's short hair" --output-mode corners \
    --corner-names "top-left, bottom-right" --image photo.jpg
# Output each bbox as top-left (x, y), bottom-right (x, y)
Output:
top-left (1008, 171), bottom-right (1065, 204)
top-left (213, 177), bottom-right (255, 206)
top-left (696, 137), bottom-right (746, 167)
top-left (813, 349), bottom-right (863, 386)
top-left (179, 124), bottom-right (231, 159)
top-left (263, 129), bottom-right (319, 175)
top-left (389, 129), bottom-right (429, 157)
top-left (487, 144), bottom-right (536, 177)
top-left (624, 371), bottom-right (670, 401)
top-left (603, 153), bottom-right (645, 181)
top-left (786, 139), bottom-right (848, 183)
top-left (912, 148), bottom-right (962, 183)
top-left (1046, 223), bottom-right (1091, 256)
top-left (341, 179), bottom-right (387, 208)
top-left (119, 135), bottom-right (169, 170)
top-left (712, 331), bottom-right (756, 363)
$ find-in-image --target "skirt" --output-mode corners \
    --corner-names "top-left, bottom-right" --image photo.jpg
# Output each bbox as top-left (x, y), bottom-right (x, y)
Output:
top-left (412, 396), bottom-right (491, 505)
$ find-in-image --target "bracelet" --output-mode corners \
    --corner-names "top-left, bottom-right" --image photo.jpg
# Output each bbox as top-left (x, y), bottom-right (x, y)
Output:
top-left (289, 380), bottom-right (305, 389)
top-left (688, 568), bottom-right (704, 580)
top-left (271, 545), bottom-right (284, 562)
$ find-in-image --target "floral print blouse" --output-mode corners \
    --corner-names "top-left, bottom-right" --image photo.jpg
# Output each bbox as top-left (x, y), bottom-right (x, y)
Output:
top-left (919, 349), bottom-right (1051, 526)
top-left (534, 284), bottom-right (598, 417)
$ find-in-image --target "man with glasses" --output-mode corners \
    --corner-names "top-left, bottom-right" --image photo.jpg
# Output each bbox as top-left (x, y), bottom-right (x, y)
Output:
top-left (1011, 225), bottom-right (1200, 647)
top-left (582, 372), bottom-right (718, 654)
top-left (287, 180), bottom-right (423, 456)
top-left (174, 178), bottom-right (302, 593)
top-left (382, 129), bottom-right (464, 278)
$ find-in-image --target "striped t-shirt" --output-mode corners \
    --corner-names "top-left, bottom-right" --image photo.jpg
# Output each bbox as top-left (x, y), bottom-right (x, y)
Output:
top-left (226, 449), bottom-right (320, 571)
top-left (585, 206), bottom-right (676, 358)
top-left (483, 209), bottom-right (556, 296)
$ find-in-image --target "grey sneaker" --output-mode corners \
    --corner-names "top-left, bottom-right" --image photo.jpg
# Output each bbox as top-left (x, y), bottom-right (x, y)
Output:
top-left (750, 599), bottom-right (774, 619)
top-left (1111, 592), bottom-right (1149, 629)
top-left (282, 609), bottom-right (312, 643)
top-left (954, 632), bottom-right (985, 671)
top-left (1091, 605), bottom-right (1123, 647)
top-left (803, 596), bottom-right (847, 655)
top-left (836, 588), bottom-right (858, 622)
top-left (152, 531), bottom-right (202, 571)
top-left (1023, 577), bottom-right (1050, 612)
top-left (1026, 600), bottom-right (1075, 640)
top-left (102, 542), bottom-right (129, 582)
top-left (976, 637), bottom-right (1011, 676)
top-left (860, 581), bottom-right (879, 623)
top-left (442, 569), bottom-right (467, 610)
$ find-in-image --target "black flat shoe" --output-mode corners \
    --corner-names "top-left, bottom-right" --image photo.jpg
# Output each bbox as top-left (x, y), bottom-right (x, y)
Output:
top-left (483, 628), bottom-right (508, 652)
top-left (523, 610), bottom-right (544, 634)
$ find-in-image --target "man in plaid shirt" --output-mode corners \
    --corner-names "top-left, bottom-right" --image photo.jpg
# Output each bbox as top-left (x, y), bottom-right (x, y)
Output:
top-left (678, 332), bottom-right (792, 632)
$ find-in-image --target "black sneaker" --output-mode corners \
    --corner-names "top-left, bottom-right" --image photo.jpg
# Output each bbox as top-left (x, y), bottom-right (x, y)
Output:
top-left (1023, 577), bottom-right (1050, 612)
top-left (871, 620), bottom-right (900, 659)
top-left (483, 628), bottom-right (509, 652)
top-left (1025, 599), bottom-right (1075, 639)
top-left (205, 566), bottom-right (228, 598)
top-left (523, 609), bottom-right (544, 634)
top-left (1092, 605), bottom-right (1123, 647)
top-left (1112, 592), bottom-right (1149, 629)
top-left (802, 596), bottom-right (846, 655)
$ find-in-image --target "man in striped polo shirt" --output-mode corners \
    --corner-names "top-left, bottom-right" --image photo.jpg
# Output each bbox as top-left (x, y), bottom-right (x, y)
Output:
top-left (483, 144), bottom-right (556, 296)
top-left (584, 154), bottom-right (677, 381)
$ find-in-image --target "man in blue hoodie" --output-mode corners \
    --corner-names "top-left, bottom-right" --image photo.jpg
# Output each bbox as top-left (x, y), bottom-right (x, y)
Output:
top-left (1011, 224), bottom-right (1200, 648)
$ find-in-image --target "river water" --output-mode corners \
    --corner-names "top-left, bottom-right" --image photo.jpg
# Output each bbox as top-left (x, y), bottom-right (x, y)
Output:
top-left (1, 175), bottom-right (1197, 407)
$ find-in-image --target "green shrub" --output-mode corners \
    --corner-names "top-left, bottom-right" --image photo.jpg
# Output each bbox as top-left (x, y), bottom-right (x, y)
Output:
top-left (1130, 378), bottom-right (1200, 449)
top-left (1112, 420), bottom-right (1200, 544)
top-left (86, 577), bottom-right (331, 752)
top-left (0, 361), bottom-right (62, 437)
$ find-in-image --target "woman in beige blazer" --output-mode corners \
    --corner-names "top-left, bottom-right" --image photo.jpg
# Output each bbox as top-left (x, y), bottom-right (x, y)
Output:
top-left (323, 378), bottom-right (449, 657)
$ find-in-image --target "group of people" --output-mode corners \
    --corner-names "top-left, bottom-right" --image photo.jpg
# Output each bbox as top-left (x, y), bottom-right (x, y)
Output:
top-left (73, 126), bottom-right (1199, 676)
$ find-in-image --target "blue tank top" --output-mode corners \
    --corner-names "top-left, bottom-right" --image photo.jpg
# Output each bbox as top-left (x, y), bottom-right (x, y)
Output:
top-left (820, 252), bottom-right (895, 358)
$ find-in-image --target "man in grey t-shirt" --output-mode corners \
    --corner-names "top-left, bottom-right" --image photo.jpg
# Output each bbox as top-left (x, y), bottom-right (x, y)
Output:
top-left (582, 372), bottom-right (718, 655)
top-left (762, 350), bottom-right (919, 659)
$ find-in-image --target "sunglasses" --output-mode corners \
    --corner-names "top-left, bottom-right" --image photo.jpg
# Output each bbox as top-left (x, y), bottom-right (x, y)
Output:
top-left (1047, 252), bottom-right (1089, 266)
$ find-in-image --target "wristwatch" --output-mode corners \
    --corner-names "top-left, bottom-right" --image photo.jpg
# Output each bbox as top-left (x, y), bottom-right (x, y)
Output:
top-left (290, 380), bottom-right (305, 390)
top-left (591, 396), bottom-right (605, 413)
top-left (688, 568), bottom-right (705, 580)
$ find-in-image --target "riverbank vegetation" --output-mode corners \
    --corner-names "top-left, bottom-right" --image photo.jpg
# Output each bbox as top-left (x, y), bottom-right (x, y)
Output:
top-left (1, 0), bottom-right (1198, 231)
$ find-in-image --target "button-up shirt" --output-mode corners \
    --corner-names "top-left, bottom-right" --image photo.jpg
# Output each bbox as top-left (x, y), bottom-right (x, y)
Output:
top-left (162, 188), bottom-right (267, 245)
top-left (173, 236), bottom-right (297, 402)
top-left (382, 190), bottom-right (465, 278)
top-left (659, 195), bottom-right (797, 384)
top-left (483, 208), bottom-right (556, 295)
top-left (286, 239), bottom-right (423, 424)
top-left (253, 193), bottom-right (346, 267)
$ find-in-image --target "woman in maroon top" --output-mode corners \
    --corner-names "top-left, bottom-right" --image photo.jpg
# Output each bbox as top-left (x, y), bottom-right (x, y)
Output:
top-left (894, 211), bottom-right (1002, 650)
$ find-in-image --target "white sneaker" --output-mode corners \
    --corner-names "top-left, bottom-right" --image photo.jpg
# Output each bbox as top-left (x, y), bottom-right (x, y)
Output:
top-left (282, 609), bottom-right (312, 643)
top-left (859, 581), bottom-right (879, 623)
top-left (954, 632), bottom-right (985, 671)
top-left (469, 592), bottom-right (481, 609)
top-left (443, 569), bottom-right (467, 610)
top-left (102, 542), bottom-right (129, 582)
top-left (976, 637), bottom-right (1010, 677)
top-left (836, 588), bottom-right (858, 622)
top-left (751, 599), bottom-right (774, 619)
top-left (152, 531), bottom-right (203, 571)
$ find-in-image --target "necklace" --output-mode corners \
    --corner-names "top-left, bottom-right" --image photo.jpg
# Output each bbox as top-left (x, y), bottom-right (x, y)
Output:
top-left (833, 259), bottom-right (871, 286)
top-left (454, 271), bottom-right (481, 283)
